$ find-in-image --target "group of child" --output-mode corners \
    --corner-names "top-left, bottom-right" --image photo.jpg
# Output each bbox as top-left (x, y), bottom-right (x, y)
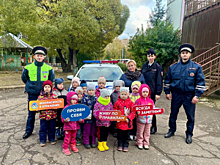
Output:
top-left (36, 75), bottom-right (154, 155)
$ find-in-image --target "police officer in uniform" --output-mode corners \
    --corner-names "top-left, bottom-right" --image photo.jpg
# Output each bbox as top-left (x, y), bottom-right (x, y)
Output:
top-left (22, 46), bottom-right (55, 139)
top-left (164, 44), bottom-right (205, 144)
top-left (141, 48), bottom-right (163, 134)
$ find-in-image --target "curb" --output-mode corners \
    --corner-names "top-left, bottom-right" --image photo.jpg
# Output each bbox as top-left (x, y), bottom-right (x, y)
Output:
top-left (0, 85), bottom-right (25, 90)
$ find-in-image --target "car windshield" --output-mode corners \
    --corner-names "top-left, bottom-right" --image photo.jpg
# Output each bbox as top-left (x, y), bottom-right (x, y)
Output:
top-left (77, 67), bottom-right (122, 81)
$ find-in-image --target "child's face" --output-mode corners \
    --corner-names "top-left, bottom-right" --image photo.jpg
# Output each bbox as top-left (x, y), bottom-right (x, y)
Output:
top-left (98, 82), bottom-right (105, 89)
top-left (72, 81), bottom-right (79, 88)
top-left (70, 99), bottom-right (77, 105)
top-left (104, 95), bottom-right (110, 99)
top-left (120, 91), bottom-right (128, 100)
top-left (82, 87), bottom-right (87, 94)
top-left (132, 87), bottom-right (139, 94)
top-left (57, 83), bottom-right (64, 90)
top-left (44, 85), bottom-right (51, 93)
top-left (88, 90), bottom-right (95, 96)
top-left (142, 91), bottom-right (149, 98)
top-left (115, 86), bottom-right (121, 92)
top-left (78, 94), bottom-right (83, 99)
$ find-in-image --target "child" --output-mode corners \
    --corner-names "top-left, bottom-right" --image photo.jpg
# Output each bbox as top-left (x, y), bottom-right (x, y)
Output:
top-left (82, 84), bottom-right (97, 149)
top-left (75, 87), bottom-right (83, 104)
top-left (95, 76), bottom-right (106, 98)
top-left (80, 80), bottom-right (87, 96)
top-left (53, 78), bottom-right (68, 140)
top-left (135, 84), bottom-right (154, 150)
top-left (38, 80), bottom-right (57, 147)
top-left (129, 81), bottom-right (141, 141)
top-left (68, 77), bottom-right (80, 92)
top-left (110, 80), bottom-right (124, 137)
top-left (114, 87), bottom-right (135, 152)
top-left (62, 92), bottom-right (83, 156)
top-left (93, 89), bottom-right (113, 152)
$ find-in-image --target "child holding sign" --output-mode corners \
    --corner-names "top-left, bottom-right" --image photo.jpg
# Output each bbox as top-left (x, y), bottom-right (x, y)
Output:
top-left (114, 87), bottom-right (135, 152)
top-left (62, 92), bottom-right (83, 156)
top-left (94, 89), bottom-right (113, 152)
top-left (135, 84), bottom-right (154, 150)
top-left (38, 80), bottom-right (58, 147)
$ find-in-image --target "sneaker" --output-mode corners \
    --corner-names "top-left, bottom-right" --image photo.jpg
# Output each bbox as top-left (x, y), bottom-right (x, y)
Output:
top-left (91, 144), bottom-right (96, 148)
top-left (137, 146), bottom-right (143, 150)
top-left (71, 145), bottom-right (79, 153)
top-left (117, 146), bottom-right (123, 151)
top-left (76, 140), bottom-right (81, 146)
top-left (144, 146), bottom-right (149, 150)
top-left (40, 142), bottom-right (46, 147)
top-left (84, 144), bottom-right (91, 149)
top-left (130, 135), bottom-right (133, 140)
top-left (63, 148), bottom-right (71, 156)
top-left (123, 147), bottom-right (128, 152)
top-left (50, 140), bottom-right (56, 145)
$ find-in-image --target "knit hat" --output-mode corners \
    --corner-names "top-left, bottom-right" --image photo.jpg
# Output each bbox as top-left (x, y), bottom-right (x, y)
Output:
top-left (132, 85), bottom-right (139, 90)
top-left (43, 80), bottom-right (53, 90)
top-left (100, 89), bottom-right (110, 98)
top-left (87, 83), bottom-right (95, 91)
top-left (131, 81), bottom-right (141, 90)
top-left (126, 60), bottom-right (136, 67)
top-left (71, 94), bottom-right (78, 101)
top-left (120, 87), bottom-right (129, 94)
top-left (113, 80), bottom-right (124, 89)
top-left (142, 87), bottom-right (149, 93)
top-left (72, 77), bottom-right (80, 85)
top-left (55, 78), bottom-right (64, 89)
top-left (98, 76), bottom-right (106, 85)
top-left (80, 80), bottom-right (87, 88)
top-left (75, 87), bottom-right (83, 95)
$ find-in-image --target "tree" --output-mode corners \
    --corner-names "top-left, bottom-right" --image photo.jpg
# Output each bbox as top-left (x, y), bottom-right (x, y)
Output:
top-left (104, 37), bottom-right (124, 59)
top-left (129, 21), bottom-right (181, 69)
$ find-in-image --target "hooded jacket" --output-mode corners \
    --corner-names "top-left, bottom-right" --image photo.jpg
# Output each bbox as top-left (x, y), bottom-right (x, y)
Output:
top-left (61, 92), bottom-right (82, 131)
top-left (95, 87), bottom-right (106, 98)
top-left (129, 81), bottom-right (141, 103)
top-left (135, 84), bottom-right (154, 124)
top-left (110, 90), bottom-right (120, 106)
top-left (114, 96), bottom-right (135, 130)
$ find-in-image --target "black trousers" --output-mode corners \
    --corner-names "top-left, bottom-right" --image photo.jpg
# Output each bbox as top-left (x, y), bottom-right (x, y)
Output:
top-left (117, 129), bottom-right (130, 147)
top-left (130, 118), bottom-right (137, 136)
top-left (56, 108), bottom-right (64, 129)
top-left (99, 126), bottom-right (109, 142)
top-left (151, 94), bottom-right (157, 128)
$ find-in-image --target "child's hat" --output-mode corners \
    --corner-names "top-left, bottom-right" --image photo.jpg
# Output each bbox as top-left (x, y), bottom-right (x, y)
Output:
top-left (113, 80), bottom-right (124, 89)
top-left (80, 80), bottom-right (87, 87)
top-left (55, 78), bottom-right (64, 89)
top-left (72, 77), bottom-right (80, 85)
top-left (120, 87), bottom-right (129, 94)
top-left (75, 87), bottom-right (83, 95)
top-left (98, 76), bottom-right (106, 85)
top-left (71, 94), bottom-right (78, 101)
top-left (87, 83), bottom-right (95, 91)
top-left (131, 81), bottom-right (141, 89)
top-left (142, 87), bottom-right (149, 93)
top-left (100, 88), bottom-right (110, 98)
top-left (43, 80), bottom-right (53, 90)
top-left (132, 85), bottom-right (139, 90)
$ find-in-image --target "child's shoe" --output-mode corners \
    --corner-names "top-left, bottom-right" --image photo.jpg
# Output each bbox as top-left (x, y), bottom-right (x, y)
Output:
top-left (40, 142), bottom-right (46, 147)
top-left (102, 141), bottom-right (109, 151)
top-left (137, 146), bottom-right (143, 150)
top-left (50, 140), bottom-right (56, 145)
top-left (143, 145), bottom-right (149, 150)
top-left (97, 141), bottom-right (105, 152)
top-left (63, 148), bottom-right (71, 156)
top-left (130, 135), bottom-right (133, 140)
top-left (84, 144), bottom-right (91, 149)
top-left (117, 146), bottom-right (123, 151)
top-left (76, 140), bottom-right (81, 146)
top-left (91, 144), bottom-right (96, 148)
top-left (71, 144), bottom-right (79, 153)
top-left (123, 147), bottom-right (128, 152)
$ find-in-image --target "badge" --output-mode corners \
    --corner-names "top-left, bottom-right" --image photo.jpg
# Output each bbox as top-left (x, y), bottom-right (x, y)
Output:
top-left (189, 68), bottom-right (196, 70)
top-left (190, 73), bottom-right (195, 77)
top-left (161, 72), bottom-right (163, 76)
top-left (43, 75), bottom-right (47, 78)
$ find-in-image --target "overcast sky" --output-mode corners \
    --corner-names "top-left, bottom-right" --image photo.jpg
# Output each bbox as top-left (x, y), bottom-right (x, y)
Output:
top-left (119, 0), bottom-right (167, 39)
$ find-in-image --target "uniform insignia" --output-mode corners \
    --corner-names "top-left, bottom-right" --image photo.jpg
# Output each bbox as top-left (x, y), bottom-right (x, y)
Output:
top-left (151, 69), bottom-right (157, 71)
top-left (42, 71), bottom-right (48, 73)
top-left (161, 72), bottom-right (163, 76)
top-left (190, 73), bottom-right (195, 77)
top-left (43, 75), bottom-right (47, 78)
top-left (189, 68), bottom-right (196, 70)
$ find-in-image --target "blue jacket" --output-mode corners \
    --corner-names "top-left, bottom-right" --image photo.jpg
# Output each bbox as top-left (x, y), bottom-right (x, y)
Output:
top-left (164, 59), bottom-right (205, 97)
top-left (120, 71), bottom-right (146, 92)
top-left (21, 61), bottom-right (55, 95)
top-left (82, 95), bottom-right (97, 123)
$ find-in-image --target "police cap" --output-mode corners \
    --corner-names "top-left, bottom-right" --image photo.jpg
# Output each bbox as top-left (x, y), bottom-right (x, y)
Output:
top-left (178, 43), bottom-right (195, 53)
top-left (147, 48), bottom-right (156, 55)
top-left (32, 46), bottom-right (47, 56)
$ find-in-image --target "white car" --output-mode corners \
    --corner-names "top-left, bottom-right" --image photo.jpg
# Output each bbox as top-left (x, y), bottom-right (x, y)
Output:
top-left (67, 63), bottom-right (123, 93)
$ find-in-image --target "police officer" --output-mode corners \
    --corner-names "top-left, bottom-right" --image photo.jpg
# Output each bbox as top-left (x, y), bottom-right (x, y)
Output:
top-left (141, 48), bottom-right (163, 134)
top-left (22, 46), bottom-right (55, 139)
top-left (164, 44), bottom-right (205, 144)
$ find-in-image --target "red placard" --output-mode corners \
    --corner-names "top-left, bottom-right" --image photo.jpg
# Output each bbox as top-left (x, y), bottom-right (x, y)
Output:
top-left (133, 105), bottom-right (164, 116)
top-left (96, 110), bottom-right (127, 121)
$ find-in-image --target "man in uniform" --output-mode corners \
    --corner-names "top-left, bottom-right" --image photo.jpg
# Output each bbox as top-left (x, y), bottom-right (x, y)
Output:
top-left (22, 46), bottom-right (55, 139)
top-left (164, 43), bottom-right (205, 144)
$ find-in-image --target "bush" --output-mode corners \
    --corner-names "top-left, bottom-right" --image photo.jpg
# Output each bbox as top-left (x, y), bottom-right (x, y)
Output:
top-left (117, 63), bottom-right (127, 72)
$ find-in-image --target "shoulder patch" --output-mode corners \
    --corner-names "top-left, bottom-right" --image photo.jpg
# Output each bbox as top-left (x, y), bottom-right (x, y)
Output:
top-left (192, 61), bottom-right (201, 66)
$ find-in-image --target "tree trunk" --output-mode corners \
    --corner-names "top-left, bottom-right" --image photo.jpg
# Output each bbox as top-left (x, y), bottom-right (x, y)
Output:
top-left (57, 49), bottom-right (72, 72)
top-left (72, 49), bottom-right (79, 73)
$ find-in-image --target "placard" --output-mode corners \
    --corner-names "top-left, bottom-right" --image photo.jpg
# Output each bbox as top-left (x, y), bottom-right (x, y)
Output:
top-left (29, 99), bottom-right (64, 111)
top-left (96, 110), bottom-right (127, 121)
top-left (133, 105), bottom-right (164, 116)
top-left (61, 104), bottom-right (91, 121)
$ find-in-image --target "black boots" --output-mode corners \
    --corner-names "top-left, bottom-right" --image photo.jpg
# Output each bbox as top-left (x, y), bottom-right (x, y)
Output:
top-left (164, 132), bottom-right (174, 138)
top-left (186, 135), bottom-right (192, 144)
top-left (150, 127), bottom-right (157, 134)
top-left (23, 132), bottom-right (32, 139)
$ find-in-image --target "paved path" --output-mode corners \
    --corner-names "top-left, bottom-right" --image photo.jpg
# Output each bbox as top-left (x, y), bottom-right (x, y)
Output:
top-left (0, 88), bottom-right (220, 165)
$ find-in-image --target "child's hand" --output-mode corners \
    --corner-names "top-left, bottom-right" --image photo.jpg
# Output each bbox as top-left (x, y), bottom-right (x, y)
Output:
top-left (64, 117), bottom-right (70, 122)
top-left (99, 115), bottom-right (102, 120)
top-left (79, 119), bottom-right (83, 122)
top-left (125, 119), bottom-right (129, 123)
top-left (137, 111), bottom-right (140, 115)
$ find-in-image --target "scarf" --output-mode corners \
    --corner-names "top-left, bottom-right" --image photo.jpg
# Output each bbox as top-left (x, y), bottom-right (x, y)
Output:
top-left (131, 92), bottom-right (139, 96)
top-left (125, 69), bottom-right (141, 81)
top-left (98, 96), bottom-right (110, 106)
